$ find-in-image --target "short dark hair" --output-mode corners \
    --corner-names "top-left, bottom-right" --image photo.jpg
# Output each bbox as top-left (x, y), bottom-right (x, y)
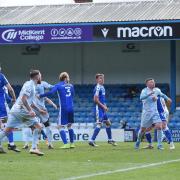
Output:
top-left (145, 78), bottom-right (154, 84)
top-left (95, 73), bottom-right (104, 79)
top-left (30, 69), bottom-right (40, 79)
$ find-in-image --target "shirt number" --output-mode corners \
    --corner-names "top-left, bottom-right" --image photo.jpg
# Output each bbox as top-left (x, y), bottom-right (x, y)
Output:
top-left (66, 87), bottom-right (71, 97)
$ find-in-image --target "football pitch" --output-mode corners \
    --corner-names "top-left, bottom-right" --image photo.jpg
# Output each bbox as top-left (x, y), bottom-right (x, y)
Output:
top-left (0, 142), bottom-right (180, 180)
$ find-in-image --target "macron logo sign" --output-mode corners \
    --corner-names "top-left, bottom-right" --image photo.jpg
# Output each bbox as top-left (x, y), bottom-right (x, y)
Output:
top-left (101, 28), bottom-right (109, 38)
top-left (117, 26), bottom-right (173, 38)
top-left (2, 29), bottom-right (17, 42)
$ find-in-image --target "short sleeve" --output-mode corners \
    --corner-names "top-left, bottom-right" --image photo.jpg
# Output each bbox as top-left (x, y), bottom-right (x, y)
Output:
top-left (155, 88), bottom-right (161, 95)
top-left (2, 74), bottom-right (8, 86)
top-left (95, 86), bottom-right (100, 96)
top-left (23, 85), bottom-right (32, 97)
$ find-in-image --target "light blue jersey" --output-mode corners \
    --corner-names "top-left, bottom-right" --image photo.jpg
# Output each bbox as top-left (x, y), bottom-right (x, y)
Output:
top-left (140, 87), bottom-right (169, 128)
top-left (32, 81), bottom-right (53, 123)
top-left (34, 81), bottom-right (53, 109)
top-left (140, 87), bottom-right (168, 113)
top-left (6, 80), bottom-right (39, 128)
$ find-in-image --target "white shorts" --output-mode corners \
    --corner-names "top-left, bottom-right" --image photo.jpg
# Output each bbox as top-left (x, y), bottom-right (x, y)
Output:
top-left (33, 108), bottom-right (49, 123)
top-left (6, 109), bottom-right (39, 128)
top-left (141, 111), bottom-right (162, 128)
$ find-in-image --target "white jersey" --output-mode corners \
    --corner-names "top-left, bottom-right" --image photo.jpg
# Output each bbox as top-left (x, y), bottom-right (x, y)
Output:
top-left (140, 87), bottom-right (168, 113)
top-left (159, 97), bottom-right (169, 119)
top-left (11, 80), bottom-right (36, 113)
top-left (33, 81), bottom-right (53, 109)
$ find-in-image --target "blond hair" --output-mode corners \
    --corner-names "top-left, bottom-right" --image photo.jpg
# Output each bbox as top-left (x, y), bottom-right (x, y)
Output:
top-left (59, 72), bottom-right (69, 82)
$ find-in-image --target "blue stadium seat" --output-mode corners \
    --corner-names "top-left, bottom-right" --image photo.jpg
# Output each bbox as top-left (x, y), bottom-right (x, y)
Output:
top-left (11, 84), bottom-right (174, 128)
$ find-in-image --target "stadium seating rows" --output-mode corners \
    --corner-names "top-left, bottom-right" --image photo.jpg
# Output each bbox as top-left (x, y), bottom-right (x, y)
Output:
top-left (11, 84), bottom-right (180, 129)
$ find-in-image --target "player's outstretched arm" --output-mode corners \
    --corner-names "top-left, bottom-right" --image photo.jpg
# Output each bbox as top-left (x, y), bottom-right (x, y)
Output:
top-left (157, 88), bottom-right (172, 103)
top-left (39, 85), bottom-right (58, 98)
top-left (45, 97), bottom-right (57, 109)
top-left (161, 92), bottom-right (172, 104)
top-left (6, 83), bottom-right (16, 103)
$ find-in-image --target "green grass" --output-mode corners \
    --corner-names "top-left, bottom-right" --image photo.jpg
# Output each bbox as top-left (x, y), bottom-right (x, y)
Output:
top-left (0, 142), bottom-right (180, 180)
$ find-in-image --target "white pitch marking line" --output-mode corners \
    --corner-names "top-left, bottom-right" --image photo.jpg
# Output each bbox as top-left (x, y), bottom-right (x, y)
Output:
top-left (62, 159), bottom-right (180, 180)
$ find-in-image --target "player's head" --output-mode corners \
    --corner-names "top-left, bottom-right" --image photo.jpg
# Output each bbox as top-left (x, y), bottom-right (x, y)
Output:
top-left (38, 72), bottom-right (42, 84)
top-left (59, 72), bottom-right (70, 83)
top-left (30, 69), bottom-right (41, 84)
top-left (145, 78), bottom-right (155, 89)
top-left (95, 73), bottom-right (104, 85)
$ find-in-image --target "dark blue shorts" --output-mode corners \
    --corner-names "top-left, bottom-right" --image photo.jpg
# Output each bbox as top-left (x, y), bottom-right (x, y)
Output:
top-left (95, 106), bottom-right (108, 123)
top-left (57, 109), bottom-right (74, 126)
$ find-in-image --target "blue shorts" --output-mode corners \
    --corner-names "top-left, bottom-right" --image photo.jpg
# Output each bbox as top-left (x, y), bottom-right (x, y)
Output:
top-left (0, 102), bottom-right (7, 119)
top-left (57, 109), bottom-right (74, 126)
top-left (95, 107), bottom-right (108, 123)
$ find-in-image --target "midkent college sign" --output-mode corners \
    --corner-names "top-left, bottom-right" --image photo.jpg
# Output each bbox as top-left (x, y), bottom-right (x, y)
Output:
top-left (0, 21), bottom-right (180, 44)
